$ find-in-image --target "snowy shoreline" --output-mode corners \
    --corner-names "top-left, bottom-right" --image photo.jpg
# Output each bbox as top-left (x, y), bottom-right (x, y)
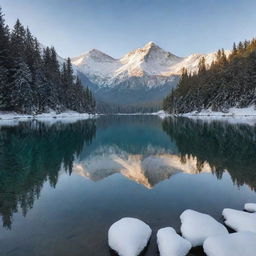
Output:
top-left (181, 106), bottom-right (256, 117)
top-left (114, 107), bottom-right (256, 119)
top-left (151, 107), bottom-right (256, 125)
top-left (0, 111), bottom-right (96, 122)
top-left (1, 107), bottom-right (256, 122)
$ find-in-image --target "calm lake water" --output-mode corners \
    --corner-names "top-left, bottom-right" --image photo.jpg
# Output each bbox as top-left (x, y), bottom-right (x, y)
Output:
top-left (0, 115), bottom-right (256, 256)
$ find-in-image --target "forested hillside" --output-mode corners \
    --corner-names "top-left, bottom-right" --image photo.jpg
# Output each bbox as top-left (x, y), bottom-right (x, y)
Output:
top-left (163, 39), bottom-right (256, 114)
top-left (0, 8), bottom-right (95, 114)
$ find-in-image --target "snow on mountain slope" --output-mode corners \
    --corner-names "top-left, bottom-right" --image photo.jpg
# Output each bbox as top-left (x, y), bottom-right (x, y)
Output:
top-left (116, 42), bottom-right (181, 78)
top-left (72, 49), bottom-right (120, 83)
top-left (71, 42), bottom-right (230, 88)
top-left (162, 52), bottom-right (226, 76)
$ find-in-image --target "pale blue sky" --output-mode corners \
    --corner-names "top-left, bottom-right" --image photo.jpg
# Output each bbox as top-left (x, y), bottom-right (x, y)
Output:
top-left (0, 0), bottom-right (255, 58)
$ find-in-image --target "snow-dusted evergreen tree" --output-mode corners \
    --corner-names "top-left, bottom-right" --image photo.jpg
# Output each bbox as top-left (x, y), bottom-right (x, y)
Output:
top-left (0, 7), bottom-right (96, 114)
top-left (10, 62), bottom-right (33, 113)
top-left (0, 66), bottom-right (8, 108)
top-left (0, 7), bottom-right (11, 110)
top-left (10, 19), bottom-right (25, 60)
top-left (163, 38), bottom-right (256, 114)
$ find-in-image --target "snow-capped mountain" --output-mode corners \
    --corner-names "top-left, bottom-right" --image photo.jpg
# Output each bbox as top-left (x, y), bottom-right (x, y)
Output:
top-left (71, 42), bottom-right (230, 110)
top-left (72, 42), bottom-right (182, 88)
top-left (72, 42), bottom-right (229, 86)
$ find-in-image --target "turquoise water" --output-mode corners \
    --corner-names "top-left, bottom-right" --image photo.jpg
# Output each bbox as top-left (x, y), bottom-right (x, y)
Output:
top-left (0, 116), bottom-right (256, 256)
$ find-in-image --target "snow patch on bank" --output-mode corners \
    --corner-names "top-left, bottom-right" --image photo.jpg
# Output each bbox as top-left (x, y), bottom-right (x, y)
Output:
top-left (0, 111), bottom-right (95, 120)
top-left (149, 106), bottom-right (256, 122)
top-left (0, 111), bottom-right (96, 126)
top-left (151, 110), bottom-right (171, 119)
top-left (114, 110), bottom-right (171, 119)
top-left (182, 106), bottom-right (256, 117)
top-left (179, 106), bottom-right (256, 125)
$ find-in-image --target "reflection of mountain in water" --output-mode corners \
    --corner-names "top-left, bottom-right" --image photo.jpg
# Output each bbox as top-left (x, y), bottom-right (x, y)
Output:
top-left (0, 120), bottom-right (96, 229)
top-left (74, 145), bottom-right (211, 188)
top-left (162, 117), bottom-right (256, 190)
top-left (1, 115), bottom-right (255, 229)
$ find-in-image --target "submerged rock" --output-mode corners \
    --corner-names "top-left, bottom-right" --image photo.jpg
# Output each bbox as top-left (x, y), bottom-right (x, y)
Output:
top-left (222, 208), bottom-right (256, 233)
top-left (108, 217), bottom-right (152, 256)
top-left (180, 209), bottom-right (228, 246)
top-left (157, 227), bottom-right (191, 256)
top-left (203, 232), bottom-right (256, 256)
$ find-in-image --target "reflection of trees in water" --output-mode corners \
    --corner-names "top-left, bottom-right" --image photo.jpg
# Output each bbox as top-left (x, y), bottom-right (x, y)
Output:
top-left (94, 115), bottom-right (175, 155)
top-left (0, 120), bottom-right (96, 229)
top-left (162, 117), bottom-right (256, 190)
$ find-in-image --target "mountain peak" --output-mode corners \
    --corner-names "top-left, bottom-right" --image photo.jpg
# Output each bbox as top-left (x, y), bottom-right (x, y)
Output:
top-left (87, 49), bottom-right (115, 60)
top-left (144, 41), bottom-right (158, 48)
top-left (88, 48), bottom-right (100, 54)
top-left (71, 43), bottom-right (229, 90)
top-left (71, 48), bottom-right (116, 66)
top-left (121, 41), bottom-right (162, 61)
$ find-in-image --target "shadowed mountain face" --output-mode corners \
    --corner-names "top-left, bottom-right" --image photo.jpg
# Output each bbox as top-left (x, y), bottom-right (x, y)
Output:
top-left (78, 71), bottom-right (180, 112)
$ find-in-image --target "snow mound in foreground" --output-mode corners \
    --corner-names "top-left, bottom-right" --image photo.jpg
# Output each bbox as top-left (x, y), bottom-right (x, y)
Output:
top-left (108, 217), bottom-right (152, 256)
top-left (180, 209), bottom-right (228, 247)
top-left (203, 232), bottom-right (256, 256)
top-left (222, 208), bottom-right (256, 233)
top-left (157, 227), bottom-right (191, 256)
top-left (244, 203), bottom-right (256, 213)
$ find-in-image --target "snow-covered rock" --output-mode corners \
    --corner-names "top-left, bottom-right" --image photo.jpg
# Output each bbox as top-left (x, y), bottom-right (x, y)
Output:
top-left (157, 227), bottom-right (191, 256)
top-left (222, 208), bottom-right (256, 233)
top-left (203, 232), bottom-right (256, 256)
top-left (244, 203), bottom-right (256, 213)
top-left (180, 209), bottom-right (228, 247)
top-left (108, 217), bottom-right (152, 256)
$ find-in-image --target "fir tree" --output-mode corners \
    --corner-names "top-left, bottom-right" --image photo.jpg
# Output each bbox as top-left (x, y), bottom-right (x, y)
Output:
top-left (198, 57), bottom-right (206, 74)
top-left (10, 19), bottom-right (26, 61)
top-left (10, 62), bottom-right (33, 113)
top-left (163, 38), bottom-right (256, 114)
top-left (0, 7), bottom-right (11, 110)
top-left (0, 7), bottom-right (96, 114)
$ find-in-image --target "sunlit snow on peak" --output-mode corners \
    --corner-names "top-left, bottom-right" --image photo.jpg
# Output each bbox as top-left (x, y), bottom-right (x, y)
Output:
top-left (71, 42), bottom-right (230, 88)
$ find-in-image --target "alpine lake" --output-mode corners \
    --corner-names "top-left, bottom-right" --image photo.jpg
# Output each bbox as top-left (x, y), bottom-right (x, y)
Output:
top-left (0, 115), bottom-right (256, 256)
